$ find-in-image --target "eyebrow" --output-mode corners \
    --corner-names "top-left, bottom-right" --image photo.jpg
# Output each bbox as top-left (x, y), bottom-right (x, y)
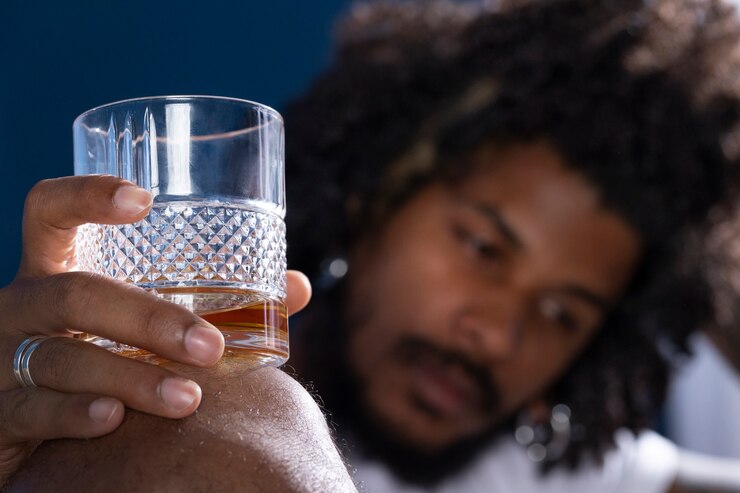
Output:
top-left (457, 198), bottom-right (524, 250)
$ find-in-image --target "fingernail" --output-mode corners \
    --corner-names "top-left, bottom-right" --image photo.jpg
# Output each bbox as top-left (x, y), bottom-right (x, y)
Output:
top-left (89, 397), bottom-right (119, 424)
top-left (113, 184), bottom-right (152, 214)
top-left (159, 378), bottom-right (201, 413)
top-left (184, 324), bottom-right (224, 365)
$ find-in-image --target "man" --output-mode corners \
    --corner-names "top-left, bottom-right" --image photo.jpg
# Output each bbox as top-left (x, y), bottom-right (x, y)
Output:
top-left (5, 0), bottom-right (740, 491)
top-left (283, 0), bottom-right (740, 490)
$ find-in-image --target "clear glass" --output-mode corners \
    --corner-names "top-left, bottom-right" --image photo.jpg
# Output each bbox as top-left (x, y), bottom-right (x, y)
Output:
top-left (74, 96), bottom-right (288, 367)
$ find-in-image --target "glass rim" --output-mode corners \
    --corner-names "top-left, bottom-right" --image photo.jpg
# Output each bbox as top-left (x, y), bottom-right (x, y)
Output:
top-left (73, 94), bottom-right (283, 127)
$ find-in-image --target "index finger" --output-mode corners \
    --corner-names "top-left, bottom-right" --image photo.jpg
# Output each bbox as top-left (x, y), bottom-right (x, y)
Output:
top-left (18, 176), bottom-right (152, 280)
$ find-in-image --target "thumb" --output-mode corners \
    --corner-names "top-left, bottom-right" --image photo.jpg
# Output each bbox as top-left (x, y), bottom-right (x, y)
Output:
top-left (17, 175), bottom-right (152, 280)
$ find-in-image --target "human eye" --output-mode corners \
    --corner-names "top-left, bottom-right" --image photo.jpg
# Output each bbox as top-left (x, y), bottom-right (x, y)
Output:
top-left (452, 223), bottom-right (502, 261)
top-left (538, 297), bottom-right (579, 331)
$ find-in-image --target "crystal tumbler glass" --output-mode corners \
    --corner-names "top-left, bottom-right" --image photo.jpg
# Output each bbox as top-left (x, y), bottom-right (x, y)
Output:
top-left (74, 96), bottom-right (287, 367)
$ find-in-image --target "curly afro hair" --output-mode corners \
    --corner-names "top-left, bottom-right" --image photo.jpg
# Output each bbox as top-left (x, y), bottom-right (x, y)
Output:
top-left (284, 0), bottom-right (740, 471)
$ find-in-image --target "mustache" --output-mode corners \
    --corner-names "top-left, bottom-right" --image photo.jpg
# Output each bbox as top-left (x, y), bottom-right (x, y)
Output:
top-left (392, 336), bottom-right (501, 414)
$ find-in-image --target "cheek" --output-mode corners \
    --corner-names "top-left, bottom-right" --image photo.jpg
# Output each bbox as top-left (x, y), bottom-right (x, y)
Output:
top-left (346, 253), bottom-right (445, 377)
top-left (496, 325), bottom-right (599, 412)
top-left (345, 231), bottom-right (464, 397)
top-left (344, 264), bottom-right (406, 382)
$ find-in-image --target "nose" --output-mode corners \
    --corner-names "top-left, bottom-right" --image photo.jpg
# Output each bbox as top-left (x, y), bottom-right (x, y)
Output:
top-left (453, 297), bottom-right (524, 362)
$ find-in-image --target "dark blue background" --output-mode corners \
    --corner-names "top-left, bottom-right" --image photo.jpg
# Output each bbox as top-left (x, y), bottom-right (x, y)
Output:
top-left (0, 0), bottom-right (349, 285)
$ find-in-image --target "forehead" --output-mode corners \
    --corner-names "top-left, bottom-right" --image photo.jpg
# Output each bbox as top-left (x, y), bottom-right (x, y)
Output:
top-left (450, 142), bottom-right (642, 300)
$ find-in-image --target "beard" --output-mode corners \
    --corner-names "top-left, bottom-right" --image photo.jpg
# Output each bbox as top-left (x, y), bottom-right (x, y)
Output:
top-left (291, 283), bottom-right (510, 487)
top-left (345, 336), bottom-right (509, 486)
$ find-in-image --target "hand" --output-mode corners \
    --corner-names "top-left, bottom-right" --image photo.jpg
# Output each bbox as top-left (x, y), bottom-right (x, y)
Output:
top-left (0, 175), bottom-right (312, 485)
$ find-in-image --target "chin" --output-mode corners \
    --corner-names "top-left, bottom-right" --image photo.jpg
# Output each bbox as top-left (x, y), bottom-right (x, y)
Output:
top-left (373, 412), bottom-right (457, 452)
top-left (382, 377), bottom-right (501, 442)
top-left (338, 333), bottom-right (507, 484)
top-left (363, 386), bottom-right (488, 453)
top-left (352, 396), bottom-right (505, 487)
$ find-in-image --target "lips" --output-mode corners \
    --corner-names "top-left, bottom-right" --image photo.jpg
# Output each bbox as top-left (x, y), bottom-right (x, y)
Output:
top-left (407, 353), bottom-right (484, 420)
top-left (391, 336), bottom-right (500, 422)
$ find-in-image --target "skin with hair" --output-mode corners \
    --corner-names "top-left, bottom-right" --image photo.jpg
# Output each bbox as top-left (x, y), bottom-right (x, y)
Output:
top-left (282, 0), bottom-right (740, 490)
top-left (8, 141), bottom-right (732, 493)
top-left (7, 360), bottom-right (357, 493)
top-left (0, 174), bottom-right (329, 490)
top-left (4, 0), bottom-right (740, 491)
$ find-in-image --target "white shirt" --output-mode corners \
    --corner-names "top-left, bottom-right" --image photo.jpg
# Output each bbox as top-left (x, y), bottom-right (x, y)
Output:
top-left (352, 429), bottom-right (679, 493)
top-left (665, 333), bottom-right (740, 458)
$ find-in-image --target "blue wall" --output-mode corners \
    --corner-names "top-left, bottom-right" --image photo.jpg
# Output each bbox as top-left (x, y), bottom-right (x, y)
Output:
top-left (0, 0), bottom-right (349, 285)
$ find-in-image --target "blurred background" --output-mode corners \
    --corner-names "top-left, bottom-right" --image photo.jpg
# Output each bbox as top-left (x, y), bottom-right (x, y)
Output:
top-left (2, 0), bottom-right (739, 463)
top-left (0, 0), bottom-right (349, 285)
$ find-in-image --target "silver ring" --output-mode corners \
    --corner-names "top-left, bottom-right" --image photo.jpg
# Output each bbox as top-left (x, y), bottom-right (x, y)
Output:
top-left (12, 336), bottom-right (48, 388)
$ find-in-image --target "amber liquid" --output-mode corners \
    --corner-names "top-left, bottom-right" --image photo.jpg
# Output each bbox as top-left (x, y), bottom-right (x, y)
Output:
top-left (81, 288), bottom-right (289, 367)
top-left (202, 297), bottom-right (289, 363)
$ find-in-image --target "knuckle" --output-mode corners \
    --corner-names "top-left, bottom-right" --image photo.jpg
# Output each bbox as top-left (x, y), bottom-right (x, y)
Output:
top-left (136, 302), bottom-right (182, 342)
top-left (24, 179), bottom-right (57, 217)
top-left (7, 281), bottom-right (34, 324)
top-left (0, 389), bottom-right (34, 437)
top-left (0, 285), bottom-right (18, 320)
top-left (44, 273), bottom-right (99, 321)
top-left (34, 338), bottom-right (78, 386)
